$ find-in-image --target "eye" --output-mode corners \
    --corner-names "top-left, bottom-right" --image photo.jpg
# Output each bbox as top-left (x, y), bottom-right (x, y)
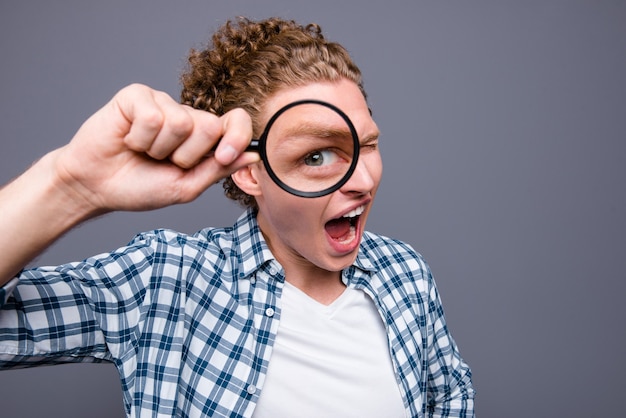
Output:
top-left (303, 149), bottom-right (339, 166)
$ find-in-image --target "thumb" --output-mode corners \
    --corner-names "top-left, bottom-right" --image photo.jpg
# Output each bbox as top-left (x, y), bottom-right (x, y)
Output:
top-left (172, 150), bottom-right (261, 203)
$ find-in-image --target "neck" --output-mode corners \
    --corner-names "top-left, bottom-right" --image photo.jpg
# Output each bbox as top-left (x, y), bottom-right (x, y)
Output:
top-left (255, 212), bottom-right (348, 305)
top-left (284, 266), bottom-right (346, 305)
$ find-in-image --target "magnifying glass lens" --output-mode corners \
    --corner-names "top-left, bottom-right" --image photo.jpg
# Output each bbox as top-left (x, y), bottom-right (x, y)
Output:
top-left (262, 101), bottom-right (358, 197)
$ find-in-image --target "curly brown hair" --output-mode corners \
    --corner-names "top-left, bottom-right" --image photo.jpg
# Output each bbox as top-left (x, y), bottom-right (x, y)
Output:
top-left (179, 17), bottom-right (366, 208)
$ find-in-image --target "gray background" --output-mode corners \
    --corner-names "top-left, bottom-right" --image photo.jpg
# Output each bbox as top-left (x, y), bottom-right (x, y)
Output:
top-left (1, 1), bottom-right (624, 417)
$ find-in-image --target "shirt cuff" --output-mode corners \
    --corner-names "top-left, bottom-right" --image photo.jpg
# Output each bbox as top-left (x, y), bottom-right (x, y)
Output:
top-left (0, 277), bottom-right (19, 307)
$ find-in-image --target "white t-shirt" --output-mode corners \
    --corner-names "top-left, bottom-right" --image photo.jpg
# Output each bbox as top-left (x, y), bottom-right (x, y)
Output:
top-left (252, 282), bottom-right (406, 418)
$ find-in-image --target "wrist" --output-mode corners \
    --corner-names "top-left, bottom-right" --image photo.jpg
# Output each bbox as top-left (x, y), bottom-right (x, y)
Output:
top-left (34, 148), bottom-right (108, 227)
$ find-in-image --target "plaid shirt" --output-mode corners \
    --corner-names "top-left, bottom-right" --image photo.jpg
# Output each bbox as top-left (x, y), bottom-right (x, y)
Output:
top-left (0, 209), bottom-right (474, 417)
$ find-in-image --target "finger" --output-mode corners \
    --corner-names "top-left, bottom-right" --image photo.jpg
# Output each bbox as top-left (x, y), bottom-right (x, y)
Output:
top-left (169, 107), bottom-right (255, 169)
top-left (168, 107), bottom-right (225, 169)
top-left (214, 108), bottom-right (255, 165)
top-left (144, 91), bottom-right (195, 160)
top-left (115, 84), bottom-right (167, 153)
top-left (173, 151), bottom-right (261, 203)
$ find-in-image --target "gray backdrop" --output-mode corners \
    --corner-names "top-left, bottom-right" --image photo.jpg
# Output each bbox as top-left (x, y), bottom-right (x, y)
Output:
top-left (1, 1), bottom-right (624, 417)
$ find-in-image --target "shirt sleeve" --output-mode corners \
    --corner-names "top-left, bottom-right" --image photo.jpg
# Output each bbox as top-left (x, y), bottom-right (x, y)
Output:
top-left (0, 232), bottom-right (168, 370)
top-left (424, 274), bottom-right (475, 417)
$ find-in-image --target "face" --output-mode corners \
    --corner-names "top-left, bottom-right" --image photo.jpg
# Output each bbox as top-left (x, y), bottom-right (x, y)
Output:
top-left (238, 79), bottom-right (382, 277)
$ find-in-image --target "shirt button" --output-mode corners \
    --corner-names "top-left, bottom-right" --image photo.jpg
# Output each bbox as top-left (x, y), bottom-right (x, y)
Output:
top-left (247, 384), bottom-right (257, 395)
top-left (265, 307), bottom-right (275, 317)
top-left (269, 268), bottom-right (277, 275)
top-left (250, 277), bottom-right (256, 285)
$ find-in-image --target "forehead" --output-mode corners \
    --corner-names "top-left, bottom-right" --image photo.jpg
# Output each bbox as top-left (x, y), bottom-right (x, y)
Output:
top-left (261, 80), bottom-right (375, 135)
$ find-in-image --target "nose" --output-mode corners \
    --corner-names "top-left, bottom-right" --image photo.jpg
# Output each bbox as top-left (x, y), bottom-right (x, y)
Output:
top-left (340, 156), bottom-right (377, 196)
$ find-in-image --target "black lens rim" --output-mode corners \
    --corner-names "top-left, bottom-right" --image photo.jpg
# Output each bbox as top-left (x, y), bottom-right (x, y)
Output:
top-left (254, 99), bottom-right (361, 198)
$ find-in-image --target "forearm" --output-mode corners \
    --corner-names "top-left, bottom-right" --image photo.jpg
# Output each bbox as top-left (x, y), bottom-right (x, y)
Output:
top-left (0, 84), bottom-right (257, 287)
top-left (0, 149), bottom-right (101, 285)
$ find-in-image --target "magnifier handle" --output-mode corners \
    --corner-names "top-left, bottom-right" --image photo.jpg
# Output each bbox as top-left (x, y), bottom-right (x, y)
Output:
top-left (245, 139), bottom-right (260, 152)
top-left (209, 138), bottom-right (260, 154)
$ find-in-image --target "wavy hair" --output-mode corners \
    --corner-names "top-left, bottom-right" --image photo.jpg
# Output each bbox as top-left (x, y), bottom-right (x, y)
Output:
top-left (180, 17), bottom-right (365, 208)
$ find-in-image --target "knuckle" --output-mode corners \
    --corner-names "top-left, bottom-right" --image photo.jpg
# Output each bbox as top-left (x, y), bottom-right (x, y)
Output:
top-left (139, 108), bottom-right (165, 132)
top-left (197, 115), bottom-right (223, 141)
top-left (167, 112), bottom-right (194, 138)
top-left (120, 82), bottom-right (148, 96)
top-left (224, 108), bottom-right (253, 139)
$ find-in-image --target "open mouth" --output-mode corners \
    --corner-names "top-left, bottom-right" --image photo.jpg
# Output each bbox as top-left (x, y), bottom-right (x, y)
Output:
top-left (325, 205), bottom-right (365, 243)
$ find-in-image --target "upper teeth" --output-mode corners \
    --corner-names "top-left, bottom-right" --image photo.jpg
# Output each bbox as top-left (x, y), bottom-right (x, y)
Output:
top-left (343, 205), bottom-right (365, 218)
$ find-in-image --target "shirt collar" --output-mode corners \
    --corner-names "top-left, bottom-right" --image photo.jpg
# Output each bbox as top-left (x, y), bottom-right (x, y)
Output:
top-left (232, 208), bottom-right (277, 280)
top-left (354, 239), bottom-right (378, 273)
top-left (232, 208), bottom-right (378, 281)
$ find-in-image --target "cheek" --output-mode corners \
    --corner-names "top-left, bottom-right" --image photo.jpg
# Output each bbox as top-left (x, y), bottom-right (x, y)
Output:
top-left (366, 152), bottom-right (384, 188)
top-left (375, 154), bottom-right (383, 181)
top-left (274, 199), bottom-right (322, 228)
top-left (258, 182), bottom-right (326, 233)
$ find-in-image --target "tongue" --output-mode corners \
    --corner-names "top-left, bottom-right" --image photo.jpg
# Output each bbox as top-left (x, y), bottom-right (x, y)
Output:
top-left (325, 218), bottom-right (351, 240)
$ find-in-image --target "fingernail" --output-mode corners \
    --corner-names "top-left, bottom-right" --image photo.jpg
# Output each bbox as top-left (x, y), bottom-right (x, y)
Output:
top-left (218, 144), bottom-right (237, 164)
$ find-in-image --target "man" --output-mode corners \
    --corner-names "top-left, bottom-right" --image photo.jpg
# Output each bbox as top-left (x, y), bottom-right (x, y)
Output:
top-left (0, 17), bottom-right (474, 417)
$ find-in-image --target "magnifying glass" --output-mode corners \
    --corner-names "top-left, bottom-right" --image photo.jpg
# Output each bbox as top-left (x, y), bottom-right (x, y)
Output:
top-left (219, 99), bottom-right (360, 198)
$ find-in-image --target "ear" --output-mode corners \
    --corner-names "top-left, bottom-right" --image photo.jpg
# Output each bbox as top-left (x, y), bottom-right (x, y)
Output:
top-left (231, 163), bottom-right (263, 197)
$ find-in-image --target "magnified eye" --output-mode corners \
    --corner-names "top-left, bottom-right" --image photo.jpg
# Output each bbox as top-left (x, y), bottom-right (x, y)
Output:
top-left (260, 99), bottom-right (360, 197)
top-left (304, 149), bottom-right (339, 166)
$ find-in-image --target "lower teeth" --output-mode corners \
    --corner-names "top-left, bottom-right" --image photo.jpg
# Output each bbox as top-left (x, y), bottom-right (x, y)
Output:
top-left (337, 225), bottom-right (356, 243)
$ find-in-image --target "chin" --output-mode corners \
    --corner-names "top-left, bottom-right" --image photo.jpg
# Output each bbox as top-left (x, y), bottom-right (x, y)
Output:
top-left (324, 249), bottom-right (360, 272)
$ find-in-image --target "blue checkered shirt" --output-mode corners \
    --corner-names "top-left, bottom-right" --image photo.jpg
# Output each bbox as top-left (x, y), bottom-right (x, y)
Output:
top-left (0, 209), bottom-right (474, 417)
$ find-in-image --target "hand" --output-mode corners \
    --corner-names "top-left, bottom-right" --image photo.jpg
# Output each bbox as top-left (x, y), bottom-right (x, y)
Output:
top-left (53, 83), bottom-right (259, 213)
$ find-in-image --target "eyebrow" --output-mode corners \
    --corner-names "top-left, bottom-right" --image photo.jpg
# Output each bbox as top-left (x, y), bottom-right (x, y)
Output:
top-left (279, 122), bottom-right (356, 142)
top-left (360, 131), bottom-right (380, 145)
top-left (275, 120), bottom-right (380, 147)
